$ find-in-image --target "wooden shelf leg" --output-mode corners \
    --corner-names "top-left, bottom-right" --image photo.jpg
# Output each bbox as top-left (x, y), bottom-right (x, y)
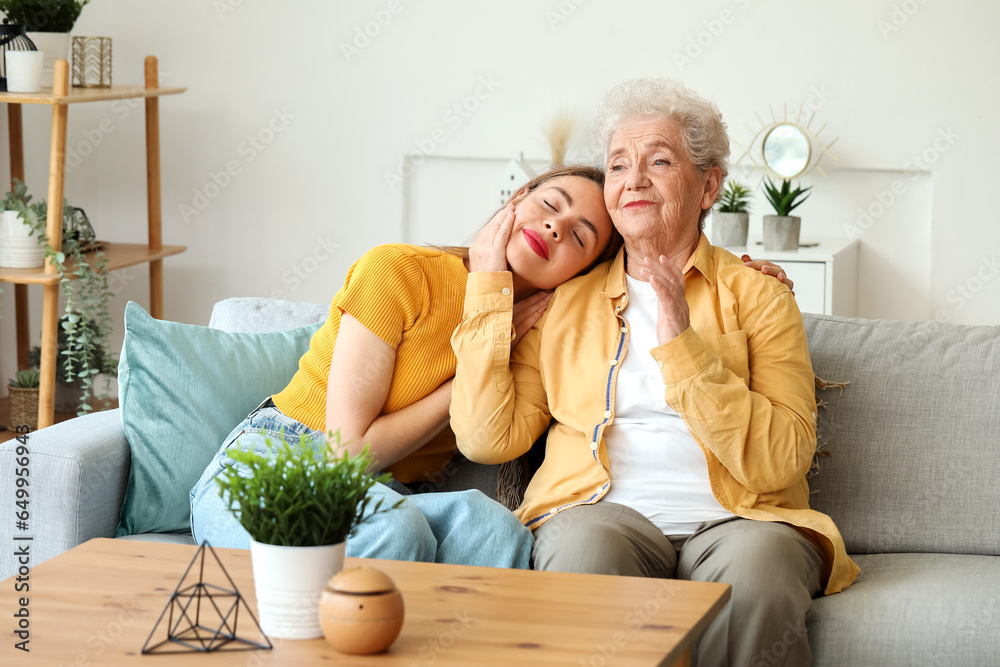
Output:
top-left (8, 103), bottom-right (32, 371)
top-left (37, 60), bottom-right (70, 430)
top-left (14, 285), bottom-right (30, 370)
top-left (145, 56), bottom-right (164, 319)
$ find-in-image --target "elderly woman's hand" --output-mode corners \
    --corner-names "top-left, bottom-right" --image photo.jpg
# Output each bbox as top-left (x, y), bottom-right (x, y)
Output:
top-left (469, 203), bottom-right (515, 273)
top-left (641, 255), bottom-right (690, 345)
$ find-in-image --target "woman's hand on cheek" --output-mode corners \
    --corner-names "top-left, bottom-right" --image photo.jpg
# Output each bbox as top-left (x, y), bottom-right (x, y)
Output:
top-left (642, 255), bottom-right (690, 346)
top-left (511, 290), bottom-right (552, 349)
top-left (470, 204), bottom-right (516, 273)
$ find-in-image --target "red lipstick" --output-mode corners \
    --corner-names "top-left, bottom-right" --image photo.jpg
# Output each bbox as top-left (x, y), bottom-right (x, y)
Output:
top-left (624, 200), bottom-right (654, 210)
top-left (522, 229), bottom-right (549, 260)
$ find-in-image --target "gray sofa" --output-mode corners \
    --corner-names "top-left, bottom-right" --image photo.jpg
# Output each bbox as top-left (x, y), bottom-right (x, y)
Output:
top-left (2, 298), bottom-right (998, 665)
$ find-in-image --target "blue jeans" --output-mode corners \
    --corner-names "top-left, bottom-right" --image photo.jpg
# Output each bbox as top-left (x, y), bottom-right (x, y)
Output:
top-left (189, 402), bottom-right (532, 569)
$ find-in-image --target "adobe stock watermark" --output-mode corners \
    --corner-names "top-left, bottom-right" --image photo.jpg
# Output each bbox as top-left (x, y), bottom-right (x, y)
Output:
top-left (268, 235), bottom-right (340, 301)
top-left (843, 125), bottom-right (959, 241)
top-left (877, 0), bottom-right (932, 40)
top-left (545, 0), bottom-right (589, 30)
top-left (213, 0), bottom-right (245, 20)
top-left (673, 0), bottom-right (754, 73)
top-left (937, 253), bottom-right (1000, 322)
top-left (383, 76), bottom-right (502, 191)
top-left (578, 580), bottom-right (679, 667)
top-left (64, 87), bottom-right (148, 175)
top-left (340, 0), bottom-right (404, 62)
top-left (178, 106), bottom-right (295, 224)
top-left (409, 610), bottom-right (475, 666)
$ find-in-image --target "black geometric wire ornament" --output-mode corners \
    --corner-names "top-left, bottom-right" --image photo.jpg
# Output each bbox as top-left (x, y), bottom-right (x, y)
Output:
top-left (141, 541), bottom-right (272, 654)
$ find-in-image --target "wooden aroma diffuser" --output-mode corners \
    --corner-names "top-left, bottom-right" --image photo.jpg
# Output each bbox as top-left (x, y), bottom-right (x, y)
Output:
top-left (318, 567), bottom-right (405, 654)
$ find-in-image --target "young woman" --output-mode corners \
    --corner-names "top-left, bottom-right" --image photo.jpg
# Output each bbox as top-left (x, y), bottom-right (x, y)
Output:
top-left (190, 165), bottom-right (621, 569)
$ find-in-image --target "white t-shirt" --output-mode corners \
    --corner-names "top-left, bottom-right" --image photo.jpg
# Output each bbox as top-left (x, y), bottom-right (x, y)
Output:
top-left (600, 273), bottom-right (735, 536)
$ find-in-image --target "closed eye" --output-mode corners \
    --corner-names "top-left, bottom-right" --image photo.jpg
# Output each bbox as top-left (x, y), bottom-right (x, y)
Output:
top-left (544, 199), bottom-right (557, 211)
top-left (572, 230), bottom-right (584, 247)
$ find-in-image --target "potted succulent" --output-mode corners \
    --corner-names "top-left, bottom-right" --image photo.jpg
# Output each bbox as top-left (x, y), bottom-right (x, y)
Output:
top-left (712, 180), bottom-right (752, 246)
top-left (0, 0), bottom-right (91, 86)
top-left (3, 179), bottom-right (114, 416)
top-left (762, 177), bottom-right (811, 251)
top-left (8, 368), bottom-right (40, 431)
top-left (215, 430), bottom-right (401, 640)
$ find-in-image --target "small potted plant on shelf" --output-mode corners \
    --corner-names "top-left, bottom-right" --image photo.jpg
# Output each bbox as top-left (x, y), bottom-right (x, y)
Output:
top-left (0, 0), bottom-right (92, 86)
top-left (29, 313), bottom-right (116, 413)
top-left (762, 177), bottom-right (812, 251)
top-left (215, 430), bottom-right (402, 640)
top-left (3, 178), bottom-right (114, 416)
top-left (8, 368), bottom-right (40, 432)
top-left (712, 180), bottom-right (753, 246)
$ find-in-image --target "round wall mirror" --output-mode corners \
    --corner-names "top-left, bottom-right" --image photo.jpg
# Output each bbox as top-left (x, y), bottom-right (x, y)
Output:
top-left (762, 124), bottom-right (811, 179)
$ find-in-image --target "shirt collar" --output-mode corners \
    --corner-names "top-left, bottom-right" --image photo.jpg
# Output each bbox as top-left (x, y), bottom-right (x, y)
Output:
top-left (603, 232), bottom-right (715, 299)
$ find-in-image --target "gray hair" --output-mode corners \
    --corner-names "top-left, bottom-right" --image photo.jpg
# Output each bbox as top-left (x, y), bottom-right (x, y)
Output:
top-left (593, 78), bottom-right (730, 225)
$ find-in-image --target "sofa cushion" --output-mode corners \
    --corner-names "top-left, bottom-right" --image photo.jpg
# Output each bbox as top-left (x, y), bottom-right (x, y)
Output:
top-left (809, 553), bottom-right (1000, 667)
top-left (804, 314), bottom-right (1000, 556)
top-left (115, 301), bottom-right (324, 537)
top-left (208, 296), bottom-right (329, 333)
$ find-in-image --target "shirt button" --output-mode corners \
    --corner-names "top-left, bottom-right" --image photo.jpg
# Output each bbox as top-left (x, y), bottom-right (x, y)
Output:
top-left (590, 441), bottom-right (598, 451)
top-left (657, 360), bottom-right (665, 369)
top-left (501, 287), bottom-right (511, 296)
top-left (610, 359), bottom-right (618, 366)
top-left (621, 326), bottom-right (628, 333)
top-left (603, 410), bottom-right (612, 419)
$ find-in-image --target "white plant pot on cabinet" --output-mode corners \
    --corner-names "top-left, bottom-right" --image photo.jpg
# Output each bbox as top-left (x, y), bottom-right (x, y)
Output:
top-left (249, 539), bottom-right (346, 639)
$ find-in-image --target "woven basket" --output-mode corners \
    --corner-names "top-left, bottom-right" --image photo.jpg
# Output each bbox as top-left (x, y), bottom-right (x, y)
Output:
top-left (8, 386), bottom-right (39, 432)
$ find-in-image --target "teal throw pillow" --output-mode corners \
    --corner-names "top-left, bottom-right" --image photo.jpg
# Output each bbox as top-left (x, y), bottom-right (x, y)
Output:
top-left (115, 301), bottom-right (323, 537)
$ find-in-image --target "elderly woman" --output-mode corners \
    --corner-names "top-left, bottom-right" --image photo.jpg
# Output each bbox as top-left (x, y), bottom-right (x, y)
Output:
top-left (450, 78), bottom-right (859, 666)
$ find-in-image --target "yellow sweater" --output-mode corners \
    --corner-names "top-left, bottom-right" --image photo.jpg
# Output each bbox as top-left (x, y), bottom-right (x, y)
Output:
top-left (272, 244), bottom-right (468, 483)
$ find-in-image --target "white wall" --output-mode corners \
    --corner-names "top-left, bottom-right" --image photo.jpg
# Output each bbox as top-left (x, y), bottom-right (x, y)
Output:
top-left (1, 0), bottom-right (998, 391)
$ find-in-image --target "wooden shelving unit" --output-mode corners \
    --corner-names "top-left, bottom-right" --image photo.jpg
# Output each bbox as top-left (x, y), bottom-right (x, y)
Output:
top-left (1, 56), bottom-right (186, 429)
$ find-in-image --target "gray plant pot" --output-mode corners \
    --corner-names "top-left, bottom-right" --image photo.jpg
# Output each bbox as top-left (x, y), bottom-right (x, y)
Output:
top-left (763, 215), bottom-right (801, 251)
top-left (711, 212), bottom-right (749, 246)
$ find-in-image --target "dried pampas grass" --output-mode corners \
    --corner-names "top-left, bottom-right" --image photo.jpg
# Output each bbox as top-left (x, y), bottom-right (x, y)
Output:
top-left (543, 111), bottom-right (576, 166)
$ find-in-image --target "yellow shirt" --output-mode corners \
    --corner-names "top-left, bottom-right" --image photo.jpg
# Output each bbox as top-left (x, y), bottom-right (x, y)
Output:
top-left (273, 244), bottom-right (467, 483)
top-left (451, 234), bottom-right (859, 595)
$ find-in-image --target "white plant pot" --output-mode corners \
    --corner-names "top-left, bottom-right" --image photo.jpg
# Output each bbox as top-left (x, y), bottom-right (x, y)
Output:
top-left (763, 215), bottom-right (801, 252)
top-left (711, 212), bottom-right (750, 247)
top-left (0, 210), bottom-right (44, 268)
top-left (249, 539), bottom-right (346, 640)
top-left (26, 32), bottom-right (70, 88)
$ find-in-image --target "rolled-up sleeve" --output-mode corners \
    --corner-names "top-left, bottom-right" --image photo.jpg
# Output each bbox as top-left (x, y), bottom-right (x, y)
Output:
top-left (450, 272), bottom-right (551, 464)
top-left (652, 290), bottom-right (817, 494)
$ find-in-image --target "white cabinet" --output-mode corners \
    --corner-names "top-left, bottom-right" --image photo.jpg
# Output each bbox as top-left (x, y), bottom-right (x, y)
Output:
top-left (722, 237), bottom-right (859, 317)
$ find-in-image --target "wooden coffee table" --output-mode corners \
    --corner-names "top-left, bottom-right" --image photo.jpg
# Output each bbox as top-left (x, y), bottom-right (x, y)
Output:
top-left (0, 538), bottom-right (729, 666)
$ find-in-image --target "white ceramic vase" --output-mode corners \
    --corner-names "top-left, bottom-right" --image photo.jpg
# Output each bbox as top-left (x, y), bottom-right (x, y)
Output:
top-left (0, 210), bottom-right (44, 268)
top-left (26, 32), bottom-right (70, 88)
top-left (249, 539), bottom-right (346, 640)
top-left (762, 215), bottom-right (801, 251)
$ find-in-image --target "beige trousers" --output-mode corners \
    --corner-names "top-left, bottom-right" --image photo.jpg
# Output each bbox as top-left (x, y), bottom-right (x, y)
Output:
top-left (532, 502), bottom-right (825, 667)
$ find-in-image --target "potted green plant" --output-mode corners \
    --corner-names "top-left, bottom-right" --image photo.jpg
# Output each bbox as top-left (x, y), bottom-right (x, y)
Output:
top-left (215, 430), bottom-right (401, 640)
top-left (0, 0), bottom-right (91, 87)
top-left (762, 177), bottom-right (811, 251)
top-left (28, 313), bottom-right (116, 413)
top-left (712, 180), bottom-right (752, 246)
top-left (8, 368), bottom-right (40, 431)
top-left (3, 178), bottom-right (114, 416)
